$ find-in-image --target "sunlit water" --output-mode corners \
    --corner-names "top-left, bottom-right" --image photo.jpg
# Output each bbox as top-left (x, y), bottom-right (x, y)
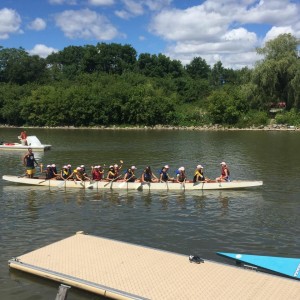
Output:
top-left (1, 128), bottom-right (300, 299)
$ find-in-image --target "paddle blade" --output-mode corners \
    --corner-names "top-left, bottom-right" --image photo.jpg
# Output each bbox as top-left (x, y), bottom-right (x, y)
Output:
top-left (118, 181), bottom-right (126, 188)
top-left (87, 182), bottom-right (97, 189)
top-left (57, 181), bottom-right (66, 188)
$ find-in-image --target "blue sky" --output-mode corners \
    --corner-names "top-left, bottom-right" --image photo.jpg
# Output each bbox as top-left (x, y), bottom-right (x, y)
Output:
top-left (0, 0), bottom-right (299, 69)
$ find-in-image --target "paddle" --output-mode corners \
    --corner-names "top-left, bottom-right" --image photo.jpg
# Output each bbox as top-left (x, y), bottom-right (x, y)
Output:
top-left (87, 180), bottom-right (97, 189)
top-left (180, 178), bottom-right (186, 190)
top-left (57, 180), bottom-right (67, 188)
top-left (38, 178), bottom-right (49, 184)
top-left (160, 180), bottom-right (169, 191)
top-left (104, 174), bottom-right (122, 187)
top-left (137, 182), bottom-right (150, 191)
top-left (118, 174), bottom-right (136, 188)
top-left (18, 173), bottom-right (27, 178)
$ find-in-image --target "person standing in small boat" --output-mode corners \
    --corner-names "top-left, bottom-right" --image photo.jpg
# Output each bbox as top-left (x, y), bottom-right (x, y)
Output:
top-left (141, 166), bottom-right (158, 182)
top-left (216, 162), bottom-right (230, 182)
top-left (124, 166), bottom-right (138, 182)
top-left (23, 148), bottom-right (38, 178)
top-left (176, 167), bottom-right (187, 183)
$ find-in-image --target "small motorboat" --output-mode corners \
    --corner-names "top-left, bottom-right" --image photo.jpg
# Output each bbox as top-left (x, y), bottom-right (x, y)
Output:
top-left (0, 136), bottom-right (51, 151)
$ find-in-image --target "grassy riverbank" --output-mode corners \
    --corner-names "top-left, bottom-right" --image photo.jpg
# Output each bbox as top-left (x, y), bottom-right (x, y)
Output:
top-left (1, 123), bottom-right (299, 131)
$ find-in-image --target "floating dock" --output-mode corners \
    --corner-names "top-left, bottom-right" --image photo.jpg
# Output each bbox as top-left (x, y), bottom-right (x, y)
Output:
top-left (9, 232), bottom-right (300, 299)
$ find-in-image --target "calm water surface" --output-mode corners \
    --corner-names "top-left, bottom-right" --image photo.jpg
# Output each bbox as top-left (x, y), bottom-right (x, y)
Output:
top-left (0, 128), bottom-right (300, 299)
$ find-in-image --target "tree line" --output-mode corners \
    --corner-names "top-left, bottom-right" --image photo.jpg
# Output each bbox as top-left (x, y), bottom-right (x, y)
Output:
top-left (0, 33), bottom-right (300, 127)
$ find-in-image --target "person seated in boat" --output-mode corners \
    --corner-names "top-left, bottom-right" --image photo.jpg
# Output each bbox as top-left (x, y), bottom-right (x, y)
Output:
top-left (91, 165), bottom-right (103, 181)
top-left (159, 165), bottom-right (174, 182)
top-left (51, 164), bottom-right (59, 179)
top-left (106, 165), bottom-right (117, 181)
top-left (216, 162), bottom-right (230, 182)
top-left (59, 166), bottom-right (69, 180)
top-left (19, 130), bottom-right (28, 146)
top-left (124, 166), bottom-right (138, 182)
top-left (67, 164), bottom-right (72, 177)
top-left (99, 165), bottom-right (105, 179)
top-left (44, 164), bottom-right (56, 179)
top-left (75, 167), bottom-right (90, 181)
top-left (66, 167), bottom-right (77, 181)
top-left (66, 166), bottom-right (88, 182)
top-left (193, 165), bottom-right (212, 182)
top-left (176, 166), bottom-right (187, 183)
top-left (193, 165), bottom-right (205, 182)
top-left (113, 161), bottom-right (123, 178)
top-left (80, 165), bottom-right (89, 178)
top-left (141, 166), bottom-right (158, 182)
top-left (23, 148), bottom-right (39, 178)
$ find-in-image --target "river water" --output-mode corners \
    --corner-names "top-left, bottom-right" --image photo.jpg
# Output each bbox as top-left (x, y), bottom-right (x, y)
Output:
top-left (0, 128), bottom-right (300, 299)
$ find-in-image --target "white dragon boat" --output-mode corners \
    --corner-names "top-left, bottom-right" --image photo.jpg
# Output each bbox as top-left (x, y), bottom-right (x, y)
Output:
top-left (2, 175), bottom-right (263, 190)
top-left (0, 136), bottom-right (51, 151)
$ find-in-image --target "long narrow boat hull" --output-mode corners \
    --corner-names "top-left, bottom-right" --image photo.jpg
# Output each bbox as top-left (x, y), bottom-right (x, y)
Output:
top-left (2, 175), bottom-right (263, 190)
top-left (217, 252), bottom-right (300, 280)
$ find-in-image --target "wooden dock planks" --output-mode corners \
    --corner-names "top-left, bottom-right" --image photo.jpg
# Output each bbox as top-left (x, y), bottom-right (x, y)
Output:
top-left (9, 232), bottom-right (300, 299)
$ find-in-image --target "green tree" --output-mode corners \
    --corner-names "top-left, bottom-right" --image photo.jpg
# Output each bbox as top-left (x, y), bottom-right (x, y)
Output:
top-left (207, 86), bottom-right (249, 125)
top-left (210, 61), bottom-right (225, 86)
top-left (185, 57), bottom-right (210, 79)
top-left (0, 47), bottom-right (47, 84)
top-left (95, 43), bottom-right (137, 74)
top-left (137, 53), bottom-right (184, 78)
top-left (47, 45), bottom-right (86, 79)
top-left (252, 33), bottom-right (300, 109)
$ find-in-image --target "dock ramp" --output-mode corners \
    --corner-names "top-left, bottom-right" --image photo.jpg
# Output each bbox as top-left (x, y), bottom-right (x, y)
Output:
top-left (8, 232), bottom-right (300, 299)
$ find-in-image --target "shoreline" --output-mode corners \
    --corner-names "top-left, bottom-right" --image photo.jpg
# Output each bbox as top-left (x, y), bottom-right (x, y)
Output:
top-left (0, 124), bottom-right (299, 131)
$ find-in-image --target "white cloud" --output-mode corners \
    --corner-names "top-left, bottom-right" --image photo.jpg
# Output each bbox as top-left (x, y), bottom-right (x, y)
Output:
top-left (239, 0), bottom-right (299, 26)
top-left (222, 28), bottom-right (257, 44)
top-left (150, 7), bottom-right (229, 42)
top-left (28, 18), bottom-right (46, 31)
top-left (115, 10), bottom-right (131, 20)
top-left (54, 9), bottom-right (119, 40)
top-left (49, 0), bottom-right (77, 4)
top-left (149, 0), bottom-right (300, 68)
top-left (115, 0), bottom-right (171, 19)
top-left (114, 0), bottom-right (144, 19)
top-left (143, 0), bottom-right (172, 11)
top-left (28, 44), bottom-right (58, 58)
top-left (122, 0), bottom-right (144, 16)
top-left (263, 26), bottom-right (294, 43)
top-left (0, 8), bottom-right (22, 39)
top-left (88, 0), bottom-right (115, 5)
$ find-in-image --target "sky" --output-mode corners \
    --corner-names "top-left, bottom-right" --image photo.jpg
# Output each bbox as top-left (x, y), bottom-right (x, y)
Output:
top-left (0, 0), bottom-right (300, 69)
